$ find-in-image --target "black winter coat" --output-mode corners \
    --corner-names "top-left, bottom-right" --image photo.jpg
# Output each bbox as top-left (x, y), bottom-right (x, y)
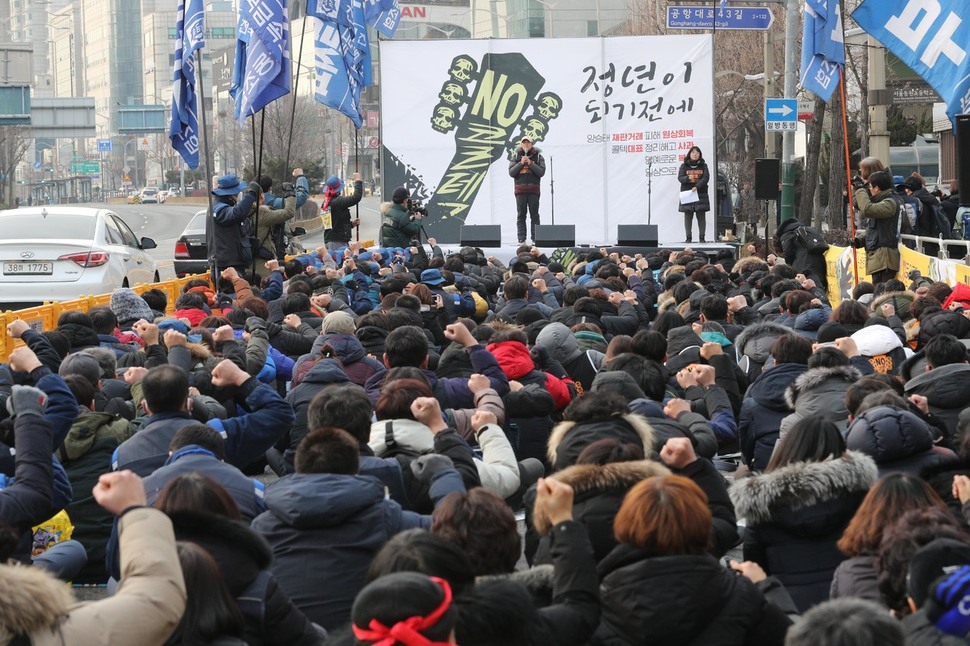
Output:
top-left (738, 363), bottom-right (806, 471)
top-left (677, 158), bottom-right (711, 213)
top-left (168, 511), bottom-right (324, 646)
top-left (526, 458), bottom-right (738, 566)
top-left (846, 405), bottom-right (958, 477)
top-left (730, 452), bottom-right (878, 612)
top-left (905, 363), bottom-right (970, 446)
top-left (324, 179), bottom-right (363, 244)
top-left (592, 549), bottom-right (792, 645)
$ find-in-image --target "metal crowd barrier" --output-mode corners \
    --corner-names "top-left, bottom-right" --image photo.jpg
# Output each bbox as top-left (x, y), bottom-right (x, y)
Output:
top-left (0, 273), bottom-right (211, 362)
top-left (899, 234), bottom-right (970, 262)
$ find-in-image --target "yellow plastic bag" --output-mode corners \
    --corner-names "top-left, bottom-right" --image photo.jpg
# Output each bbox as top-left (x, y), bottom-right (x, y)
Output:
top-left (32, 510), bottom-right (74, 557)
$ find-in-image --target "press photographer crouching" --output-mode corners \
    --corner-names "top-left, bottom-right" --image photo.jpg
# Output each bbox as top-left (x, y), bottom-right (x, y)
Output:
top-left (380, 186), bottom-right (427, 248)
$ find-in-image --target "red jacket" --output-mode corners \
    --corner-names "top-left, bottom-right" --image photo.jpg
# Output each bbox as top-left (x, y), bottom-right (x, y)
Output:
top-left (486, 340), bottom-right (572, 410)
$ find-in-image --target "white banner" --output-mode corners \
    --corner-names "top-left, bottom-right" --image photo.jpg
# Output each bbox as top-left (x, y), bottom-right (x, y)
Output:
top-left (379, 35), bottom-right (714, 246)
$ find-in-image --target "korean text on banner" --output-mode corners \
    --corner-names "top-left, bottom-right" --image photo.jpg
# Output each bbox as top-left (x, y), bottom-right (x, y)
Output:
top-left (169, 0), bottom-right (205, 168)
top-left (800, 0), bottom-right (845, 102)
top-left (852, 0), bottom-right (970, 129)
top-left (378, 35), bottom-right (714, 246)
top-left (233, 0), bottom-right (291, 124)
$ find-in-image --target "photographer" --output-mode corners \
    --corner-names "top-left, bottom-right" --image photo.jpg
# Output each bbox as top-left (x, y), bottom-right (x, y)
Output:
top-left (380, 186), bottom-right (424, 249)
top-left (854, 169), bottom-right (902, 285)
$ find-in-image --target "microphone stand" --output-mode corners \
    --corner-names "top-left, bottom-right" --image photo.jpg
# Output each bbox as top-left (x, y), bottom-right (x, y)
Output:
top-left (647, 159), bottom-right (653, 225)
top-left (549, 155), bottom-right (555, 225)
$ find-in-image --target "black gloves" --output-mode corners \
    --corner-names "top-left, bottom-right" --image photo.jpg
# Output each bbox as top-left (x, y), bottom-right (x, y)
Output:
top-left (281, 182), bottom-right (295, 199)
top-left (247, 181), bottom-right (262, 197)
top-left (410, 454), bottom-right (454, 482)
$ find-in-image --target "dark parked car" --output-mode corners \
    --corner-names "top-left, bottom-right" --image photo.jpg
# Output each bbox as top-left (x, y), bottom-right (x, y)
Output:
top-left (173, 210), bottom-right (307, 277)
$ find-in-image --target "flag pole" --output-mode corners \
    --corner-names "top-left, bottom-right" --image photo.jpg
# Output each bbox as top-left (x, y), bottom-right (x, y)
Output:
top-left (354, 124), bottom-right (360, 242)
top-left (839, 70), bottom-right (860, 288)
top-left (283, 12), bottom-right (309, 175)
top-left (252, 108), bottom-right (266, 279)
top-left (195, 48), bottom-right (217, 282)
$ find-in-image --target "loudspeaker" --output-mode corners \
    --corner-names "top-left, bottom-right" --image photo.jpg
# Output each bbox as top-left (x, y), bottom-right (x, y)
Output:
top-left (459, 225), bottom-right (501, 248)
top-left (617, 224), bottom-right (659, 247)
top-left (957, 115), bottom-right (970, 207)
top-left (755, 158), bottom-right (781, 200)
top-left (534, 225), bottom-right (575, 247)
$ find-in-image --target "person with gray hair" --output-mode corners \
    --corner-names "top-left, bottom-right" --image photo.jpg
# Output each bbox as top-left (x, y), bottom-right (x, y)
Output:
top-left (785, 598), bottom-right (903, 646)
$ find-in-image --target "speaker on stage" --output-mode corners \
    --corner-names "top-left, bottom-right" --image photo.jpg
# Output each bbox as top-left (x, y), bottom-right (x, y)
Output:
top-left (755, 158), bottom-right (781, 200)
top-left (534, 225), bottom-right (575, 247)
top-left (459, 225), bottom-right (501, 248)
top-left (617, 224), bottom-right (658, 247)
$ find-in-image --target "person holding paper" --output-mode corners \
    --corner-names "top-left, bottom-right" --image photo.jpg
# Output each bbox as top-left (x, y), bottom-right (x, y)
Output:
top-left (677, 145), bottom-right (711, 243)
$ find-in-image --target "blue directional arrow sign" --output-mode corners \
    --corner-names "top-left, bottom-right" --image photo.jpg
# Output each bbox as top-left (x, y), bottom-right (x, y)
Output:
top-left (666, 6), bottom-right (774, 30)
top-left (97, 139), bottom-right (112, 153)
top-left (765, 98), bottom-right (798, 132)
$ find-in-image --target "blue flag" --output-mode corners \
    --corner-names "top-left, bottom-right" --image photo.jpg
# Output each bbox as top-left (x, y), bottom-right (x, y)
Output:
top-left (853, 0), bottom-right (969, 128)
top-left (312, 0), bottom-right (370, 128)
top-left (233, 0), bottom-right (291, 124)
top-left (169, 0), bottom-right (205, 168)
top-left (800, 0), bottom-right (845, 102)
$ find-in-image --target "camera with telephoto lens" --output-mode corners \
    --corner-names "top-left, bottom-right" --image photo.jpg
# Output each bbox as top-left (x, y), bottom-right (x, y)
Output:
top-left (851, 175), bottom-right (867, 190)
top-left (406, 198), bottom-right (428, 217)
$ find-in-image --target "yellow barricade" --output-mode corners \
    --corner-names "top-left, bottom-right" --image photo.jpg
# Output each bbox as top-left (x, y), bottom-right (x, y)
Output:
top-left (0, 274), bottom-right (211, 363)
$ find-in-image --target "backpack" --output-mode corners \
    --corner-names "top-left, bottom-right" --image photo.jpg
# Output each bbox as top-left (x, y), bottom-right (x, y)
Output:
top-left (795, 225), bottom-right (829, 254)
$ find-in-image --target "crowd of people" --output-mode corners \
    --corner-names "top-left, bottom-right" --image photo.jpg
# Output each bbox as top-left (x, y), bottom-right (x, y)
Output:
top-left (3, 205), bottom-right (970, 645)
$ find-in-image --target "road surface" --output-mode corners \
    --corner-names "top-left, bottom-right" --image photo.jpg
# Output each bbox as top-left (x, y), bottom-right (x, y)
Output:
top-left (79, 196), bottom-right (385, 281)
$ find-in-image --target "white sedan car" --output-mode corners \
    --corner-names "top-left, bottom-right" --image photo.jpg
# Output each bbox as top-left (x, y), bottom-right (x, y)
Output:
top-left (0, 207), bottom-right (159, 309)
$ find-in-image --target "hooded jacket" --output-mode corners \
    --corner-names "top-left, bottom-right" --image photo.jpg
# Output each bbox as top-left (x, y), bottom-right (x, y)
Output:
top-left (547, 413), bottom-right (655, 472)
top-left (167, 511), bottom-right (323, 646)
top-left (738, 363), bottom-right (806, 472)
top-left (0, 507), bottom-right (185, 646)
top-left (251, 470), bottom-right (463, 632)
top-left (284, 358), bottom-right (350, 459)
top-left (730, 452), bottom-right (878, 611)
top-left (846, 405), bottom-right (958, 477)
top-left (210, 191), bottom-right (259, 270)
top-left (779, 365), bottom-right (861, 438)
top-left (905, 363), bottom-right (970, 444)
top-left (592, 549), bottom-right (791, 646)
top-left (292, 333), bottom-right (383, 387)
top-left (626, 397), bottom-right (718, 460)
top-left (535, 322), bottom-right (604, 395)
top-left (734, 322), bottom-right (791, 382)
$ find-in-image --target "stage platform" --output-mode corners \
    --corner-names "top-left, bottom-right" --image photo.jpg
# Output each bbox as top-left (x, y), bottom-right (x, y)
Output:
top-left (430, 241), bottom-right (739, 263)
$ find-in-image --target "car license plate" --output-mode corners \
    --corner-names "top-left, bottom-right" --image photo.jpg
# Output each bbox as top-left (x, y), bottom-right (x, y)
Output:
top-left (4, 261), bottom-right (53, 275)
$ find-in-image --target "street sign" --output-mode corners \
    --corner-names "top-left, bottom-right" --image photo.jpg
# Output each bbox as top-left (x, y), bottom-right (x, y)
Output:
top-left (765, 98), bottom-right (797, 132)
top-left (122, 165), bottom-right (131, 174)
top-left (666, 6), bottom-right (773, 30)
top-left (137, 137), bottom-right (152, 151)
top-left (32, 161), bottom-right (40, 169)
top-left (123, 175), bottom-right (130, 183)
top-left (70, 161), bottom-right (100, 174)
top-left (97, 139), bottom-right (112, 153)
top-left (797, 100), bottom-right (814, 121)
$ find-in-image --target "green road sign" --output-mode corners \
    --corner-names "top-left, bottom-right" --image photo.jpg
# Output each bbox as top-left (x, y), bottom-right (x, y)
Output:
top-left (70, 161), bottom-right (100, 174)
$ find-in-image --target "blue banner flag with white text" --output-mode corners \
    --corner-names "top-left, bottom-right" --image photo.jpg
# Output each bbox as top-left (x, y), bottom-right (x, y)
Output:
top-left (169, 0), bottom-right (205, 168)
top-left (312, 0), bottom-right (369, 128)
top-left (233, 0), bottom-right (291, 125)
top-left (853, 0), bottom-right (970, 128)
top-left (800, 0), bottom-right (844, 102)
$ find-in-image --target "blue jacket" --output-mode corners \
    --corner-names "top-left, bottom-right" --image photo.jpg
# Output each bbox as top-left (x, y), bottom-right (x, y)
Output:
top-left (264, 175), bottom-right (309, 210)
top-left (113, 377), bottom-right (293, 476)
top-left (142, 446), bottom-right (266, 520)
top-left (364, 344), bottom-right (509, 409)
top-left (251, 469), bottom-right (465, 632)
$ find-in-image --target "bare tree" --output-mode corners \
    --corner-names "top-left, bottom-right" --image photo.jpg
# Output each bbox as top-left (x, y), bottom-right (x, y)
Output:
top-left (242, 94), bottom-right (328, 181)
top-left (0, 127), bottom-right (31, 206)
top-left (799, 98), bottom-right (826, 226)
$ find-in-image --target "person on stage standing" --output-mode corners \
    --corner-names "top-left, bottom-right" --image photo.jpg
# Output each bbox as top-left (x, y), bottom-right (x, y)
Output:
top-left (323, 171), bottom-right (364, 252)
top-left (509, 136), bottom-right (546, 245)
top-left (678, 146), bottom-right (711, 243)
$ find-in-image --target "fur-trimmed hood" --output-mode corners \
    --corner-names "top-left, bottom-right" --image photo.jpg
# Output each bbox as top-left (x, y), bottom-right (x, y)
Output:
top-left (870, 290), bottom-right (916, 321)
top-left (730, 451), bottom-right (878, 525)
top-left (547, 414), bottom-right (655, 471)
top-left (734, 321), bottom-right (791, 362)
top-left (0, 562), bottom-right (74, 637)
top-left (532, 460), bottom-right (670, 535)
top-left (784, 365), bottom-right (862, 409)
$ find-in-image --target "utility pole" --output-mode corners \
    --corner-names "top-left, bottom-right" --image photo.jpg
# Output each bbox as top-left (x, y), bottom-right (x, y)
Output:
top-left (780, 0), bottom-right (798, 222)
top-left (867, 36), bottom-right (891, 165)
top-left (764, 28), bottom-right (776, 159)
